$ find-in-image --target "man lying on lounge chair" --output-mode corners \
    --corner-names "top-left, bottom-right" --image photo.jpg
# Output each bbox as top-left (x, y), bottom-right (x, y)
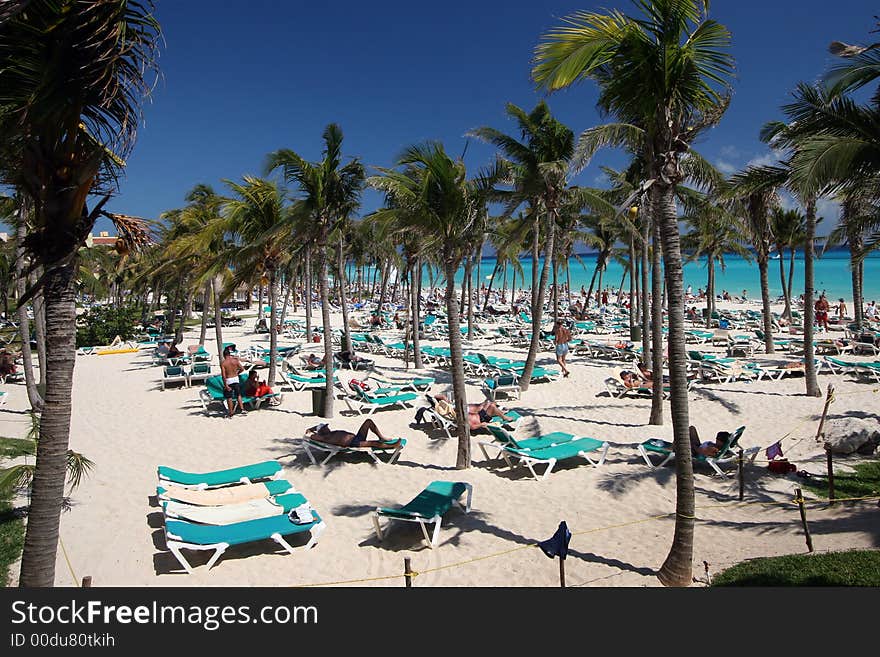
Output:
top-left (426, 393), bottom-right (516, 431)
top-left (305, 418), bottom-right (403, 448)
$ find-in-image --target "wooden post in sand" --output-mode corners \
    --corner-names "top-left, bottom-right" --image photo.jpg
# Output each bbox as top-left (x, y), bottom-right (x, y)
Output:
top-left (81, 576), bottom-right (91, 588)
top-left (815, 383), bottom-right (835, 441)
top-left (825, 446), bottom-right (836, 505)
top-left (738, 448), bottom-right (745, 501)
top-left (794, 487), bottom-right (814, 552)
top-left (404, 557), bottom-right (413, 588)
top-left (559, 555), bottom-right (566, 588)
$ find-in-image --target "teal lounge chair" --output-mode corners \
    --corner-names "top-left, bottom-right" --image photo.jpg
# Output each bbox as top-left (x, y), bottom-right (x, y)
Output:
top-left (482, 373), bottom-right (521, 401)
top-left (157, 460), bottom-right (282, 489)
top-left (340, 385), bottom-right (418, 415)
top-left (301, 433), bottom-right (406, 466)
top-left (478, 425), bottom-right (609, 481)
top-left (161, 365), bottom-right (189, 390)
top-left (164, 506), bottom-right (325, 573)
top-left (637, 426), bottom-right (758, 476)
top-left (372, 481), bottom-right (473, 549)
top-left (198, 373), bottom-right (280, 414)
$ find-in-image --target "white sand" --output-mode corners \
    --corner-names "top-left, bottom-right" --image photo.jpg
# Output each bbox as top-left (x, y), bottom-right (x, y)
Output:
top-left (3, 303), bottom-right (879, 587)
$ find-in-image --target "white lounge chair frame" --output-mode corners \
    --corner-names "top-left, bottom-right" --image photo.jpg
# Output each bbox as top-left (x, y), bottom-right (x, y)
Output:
top-left (301, 437), bottom-right (405, 466)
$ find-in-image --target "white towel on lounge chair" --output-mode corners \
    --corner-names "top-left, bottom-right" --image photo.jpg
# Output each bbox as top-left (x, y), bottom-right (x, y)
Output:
top-left (289, 502), bottom-right (314, 524)
top-left (164, 493), bottom-right (305, 525)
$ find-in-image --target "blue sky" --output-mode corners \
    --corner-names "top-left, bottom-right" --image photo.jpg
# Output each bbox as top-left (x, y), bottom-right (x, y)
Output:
top-left (91, 0), bottom-right (879, 236)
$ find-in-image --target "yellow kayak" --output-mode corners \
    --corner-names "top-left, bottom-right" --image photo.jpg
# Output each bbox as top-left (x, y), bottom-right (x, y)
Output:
top-left (97, 347), bottom-right (139, 355)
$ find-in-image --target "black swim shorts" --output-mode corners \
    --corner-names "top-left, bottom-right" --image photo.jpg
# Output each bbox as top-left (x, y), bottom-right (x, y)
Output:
top-left (224, 382), bottom-right (241, 399)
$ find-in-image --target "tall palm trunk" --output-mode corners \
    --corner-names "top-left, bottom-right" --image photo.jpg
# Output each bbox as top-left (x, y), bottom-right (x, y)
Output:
top-left (267, 271), bottom-right (278, 387)
top-left (758, 257), bottom-right (774, 353)
top-left (376, 260), bottom-right (390, 312)
top-left (641, 218), bottom-right (651, 368)
top-left (14, 208), bottom-right (43, 411)
top-left (257, 284), bottom-right (264, 322)
top-left (521, 211), bottom-right (555, 392)
top-left (654, 178), bottom-right (695, 588)
top-left (786, 246), bottom-right (795, 318)
top-left (19, 263), bottom-right (77, 587)
top-left (33, 288), bottom-right (47, 384)
top-left (483, 262), bottom-right (501, 310)
top-left (705, 257), bottom-right (715, 328)
top-left (850, 235), bottom-right (864, 328)
top-left (466, 255), bottom-right (474, 339)
top-left (649, 217), bottom-right (664, 426)
top-left (199, 281), bottom-right (210, 345)
top-left (212, 276), bottom-right (224, 367)
top-left (304, 247), bottom-right (312, 337)
top-left (317, 237), bottom-right (335, 417)
top-left (777, 243), bottom-right (791, 321)
top-left (628, 239), bottom-right (636, 332)
top-left (174, 289), bottom-right (194, 346)
top-left (803, 198), bottom-right (820, 397)
top-left (412, 257), bottom-right (423, 369)
top-left (445, 254), bottom-right (471, 469)
top-left (337, 237), bottom-right (352, 353)
top-left (552, 253), bottom-right (560, 326)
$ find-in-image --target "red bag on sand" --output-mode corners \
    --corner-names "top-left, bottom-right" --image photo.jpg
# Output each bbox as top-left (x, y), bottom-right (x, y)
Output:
top-left (348, 379), bottom-right (370, 393)
top-left (768, 459), bottom-right (797, 474)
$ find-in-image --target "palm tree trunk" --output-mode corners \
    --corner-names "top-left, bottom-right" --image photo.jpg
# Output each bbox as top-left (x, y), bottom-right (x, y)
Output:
top-left (803, 198), bottom-right (820, 397)
top-left (649, 216), bottom-right (664, 426)
top-left (18, 263), bottom-right (77, 587)
top-left (641, 218), bottom-right (651, 369)
top-left (212, 276), bottom-right (224, 367)
top-left (653, 179), bottom-right (695, 588)
top-left (317, 238), bottom-right (335, 417)
top-left (466, 255), bottom-right (474, 340)
top-left (337, 237), bottom-right (352, 354)
top-left (445, 253), bottom-right (471, 469)
top-left (174, 289), bottom-right (194, 346)
top-left (304, 247), bottom-right (312, 337)
top-left (552, 252), bottom-right (560, 326)
top-left (14, 207), bottom-right (43, 411)
top-left (521, 211), bottom-right (556, 392)
top-left (787, 246), bottom-right (795, 318)
top-left (199, 281), bottom-right (210, 345)
top-left (706, 258), bottom-right (715, 329)
top-left (33, 288), bottom-right (47, 384)
top-left (629, 239), bottom-right (636, 332)
top-left (268, 271), bottom-right (278, 388)
top-left (483, 262), bottom-right (501, 311)
top-left (279, 270), bottom-right (293, 327)
top-left (758, 257), bottom-right (774, 353)
top-left (257, 284), bottom-right (264, 322)
top-left (377, 260), bottom-right (390, 312)
top-left (412, 257), bottom-right (423, 369)
top-left (850, 237), bottom-right (863, 328)
top-left (778, 243), bottom-right (791, 320)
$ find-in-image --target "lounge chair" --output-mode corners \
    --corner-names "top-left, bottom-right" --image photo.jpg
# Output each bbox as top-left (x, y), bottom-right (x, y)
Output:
top-left (338, 385), bottom-right (418, 415)
top-left (163, 491), bottom-right (308, 525)
top-left (197, 374), bottom-right (280, 414)
top-left (157, 460), bottom-right (282, 489)
top-left (157, 479), bottom-right (294, 505)
top-left (187, 362), bottom-right (213, 386)
top-left (300, 433), bottom-right (406, 466)
top-left (482, 373), bottom-right (521, 401)
top-left (163, 506), bottom-right (325, 573)
top-left (161, 365), bottom-right (189, 390)
top-left (414, 395), bottom-right (522, 439)
top-left (477, 425), bottom-right (609, 481)
top-left (372, 481), bottom-right (473, 549)
top-left (636, 426), bottom-right (758, 477)
top-left (364, 372), bottom-right (435, 393)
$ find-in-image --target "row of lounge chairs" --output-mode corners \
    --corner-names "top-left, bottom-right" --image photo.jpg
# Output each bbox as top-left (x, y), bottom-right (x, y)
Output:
top-left (156, 460), bottom-right (473, 571)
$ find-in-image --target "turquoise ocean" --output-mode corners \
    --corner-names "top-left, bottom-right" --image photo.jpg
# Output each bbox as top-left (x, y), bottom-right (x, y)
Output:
top-left (437, 247), bottom-right (880, 304)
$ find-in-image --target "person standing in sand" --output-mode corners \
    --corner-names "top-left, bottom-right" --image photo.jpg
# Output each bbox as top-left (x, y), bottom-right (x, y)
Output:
top-left (553, 319), bottom-right (572, 378)
top-left (221, 345), bottom-right (246, 417)
top-left (815, 294), bottom-right (830, 331)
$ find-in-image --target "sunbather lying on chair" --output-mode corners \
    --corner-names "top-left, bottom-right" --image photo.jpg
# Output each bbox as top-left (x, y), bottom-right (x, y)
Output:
top-left (430, 394), bottom-right (515, 431)
top-left (305, 419), bottom-right (402, 448)
top-left (688, 425), bottom-right (728, 457)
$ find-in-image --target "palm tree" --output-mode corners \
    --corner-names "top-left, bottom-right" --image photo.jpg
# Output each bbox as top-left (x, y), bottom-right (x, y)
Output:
top-left (769, 207), bottom-right (806, 319)
top-left (0, 0), bottom-right (160, 587)
top-left (468, 102), bottom-right (575, 392)
top-left (369, 142), bottom-right (488, 468)
top-left (267, 125), bottom-right (365, 417)
top-left (533, 0), bottom-right (735, 586)
top-left (222, 176), bottom-right (294, 388)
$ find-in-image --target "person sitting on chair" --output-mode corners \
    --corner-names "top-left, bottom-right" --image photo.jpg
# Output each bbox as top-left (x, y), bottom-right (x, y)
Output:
top-left (687, 425), bottom-right (730, 457)
top-left (305, 418), bottom-right (401, 448)
top-left (304, 353), bottom-right (325, 370)
top-left (428, 393), bottom-right (515, 431)
top-left (243, 369), bottom-right (274, 399)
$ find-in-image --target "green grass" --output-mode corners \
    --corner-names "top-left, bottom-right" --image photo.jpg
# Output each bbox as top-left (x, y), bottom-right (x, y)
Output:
top-left (0, 494), bottom-right (24, 587)
top-left (800, 459), bottom-right (880, 500)
top-left (712, 550), bottom-right (880, 586)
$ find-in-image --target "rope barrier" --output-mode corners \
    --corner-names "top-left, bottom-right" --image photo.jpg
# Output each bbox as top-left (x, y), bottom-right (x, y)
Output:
top-left (58, 536), bottom-right (78, 585)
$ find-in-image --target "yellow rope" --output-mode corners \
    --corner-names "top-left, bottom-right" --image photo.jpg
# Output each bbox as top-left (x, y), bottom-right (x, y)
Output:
top-left (58, 536), bottom-right (78, 585)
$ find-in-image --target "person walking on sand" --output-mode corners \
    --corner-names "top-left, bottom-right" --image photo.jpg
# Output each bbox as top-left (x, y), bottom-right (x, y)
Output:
top-left (815, 294), bottom-right (831, 331)
top-left (221, 344), bottom-right (246, 417)
top-left (553, 319), bottom-right (572, 378)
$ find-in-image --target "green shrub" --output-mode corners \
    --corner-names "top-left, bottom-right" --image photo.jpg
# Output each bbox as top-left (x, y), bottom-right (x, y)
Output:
top-left (75, 304), bottom-right (141, 348)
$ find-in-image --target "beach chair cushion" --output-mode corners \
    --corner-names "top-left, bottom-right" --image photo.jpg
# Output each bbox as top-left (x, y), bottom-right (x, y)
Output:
top-left (377, 481), bottom-right (469, 520)
top-left (157, 460), bottom-right (281, 487)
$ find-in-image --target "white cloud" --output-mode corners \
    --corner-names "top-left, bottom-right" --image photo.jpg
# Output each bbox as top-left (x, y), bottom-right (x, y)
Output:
top-left (816, 198), bottom-right (840, 224)
top-left (593, 172), bottom-right (608, 185)
top-left (715, 159), bottom-right (736, 175)
top-left (746, 150), bottom-right (784, 168)
top-left (720, 145), bottom-right (740, 158)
